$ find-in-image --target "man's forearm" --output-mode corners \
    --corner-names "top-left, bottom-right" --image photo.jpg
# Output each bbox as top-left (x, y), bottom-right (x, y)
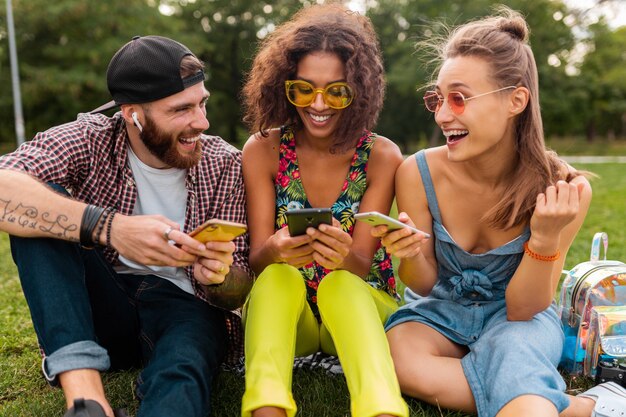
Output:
top-left (0, 170), bottom-right (84, 241)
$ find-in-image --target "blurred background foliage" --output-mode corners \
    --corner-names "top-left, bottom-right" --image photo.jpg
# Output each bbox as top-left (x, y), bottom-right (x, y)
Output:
top-left (0, 0), bottom-right (624, 153)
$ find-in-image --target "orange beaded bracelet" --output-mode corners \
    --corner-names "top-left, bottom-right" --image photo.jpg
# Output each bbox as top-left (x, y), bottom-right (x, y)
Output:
top-left (523, 241), bottom-right (560, 262)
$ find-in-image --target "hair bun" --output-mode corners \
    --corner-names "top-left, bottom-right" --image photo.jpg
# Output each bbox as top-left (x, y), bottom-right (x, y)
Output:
top-left (497, 14), bottom-right (529, 42)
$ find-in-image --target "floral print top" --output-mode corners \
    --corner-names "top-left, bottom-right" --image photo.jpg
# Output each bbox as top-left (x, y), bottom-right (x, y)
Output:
top-left (274, 126), bottom-right (399, 318)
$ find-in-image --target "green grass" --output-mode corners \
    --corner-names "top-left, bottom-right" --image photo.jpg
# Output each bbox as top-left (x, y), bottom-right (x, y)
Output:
top-left (566, 163), bottom-right (626, 264)
top-left (0, 163), bottom-right (623, 416)
top-left (545, 137), bottom-right (626, 157)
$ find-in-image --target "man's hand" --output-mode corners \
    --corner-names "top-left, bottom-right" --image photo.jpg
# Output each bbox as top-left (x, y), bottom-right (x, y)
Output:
top-left (107, 214), bottom-right (205, 267)
top-left (192, 240), bottom-right (236, 285)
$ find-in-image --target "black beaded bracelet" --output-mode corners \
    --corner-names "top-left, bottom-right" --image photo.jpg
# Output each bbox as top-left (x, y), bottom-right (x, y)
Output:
top-left (80, 205), bottom-right (105, 249)
top-left (105, 210), bottom-right (117, 248)
top-left (93, 207), bottom-right (112, 246)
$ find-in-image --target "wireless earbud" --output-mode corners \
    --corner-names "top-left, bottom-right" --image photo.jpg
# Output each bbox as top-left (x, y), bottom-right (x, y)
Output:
top-left (131, 112), bottom-right (143, 133)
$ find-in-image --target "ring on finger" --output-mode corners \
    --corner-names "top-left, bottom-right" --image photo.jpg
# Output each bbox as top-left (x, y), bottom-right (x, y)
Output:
top-left (163, 226), bottom-right (173, 241)
top-left (218, 264), bottom-right (225, 274)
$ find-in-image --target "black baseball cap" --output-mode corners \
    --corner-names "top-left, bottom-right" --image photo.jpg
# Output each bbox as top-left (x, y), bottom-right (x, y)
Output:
top-left (91, 35), bottom-right (205, 113)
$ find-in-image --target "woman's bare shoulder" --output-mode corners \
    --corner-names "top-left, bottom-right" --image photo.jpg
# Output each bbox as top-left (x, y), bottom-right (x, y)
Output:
top-left (369, 134), bottom-right (403, 164)
top-left (371, 134), bottom-right (400, 152)
top-left (406, 146), bottom-right (448, 169)
top-left (242, 128), bottom-right (282, 155)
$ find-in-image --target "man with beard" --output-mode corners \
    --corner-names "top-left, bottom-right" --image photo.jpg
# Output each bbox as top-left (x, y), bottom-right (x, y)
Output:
top-left (0, 36), bottom-right (251, 417)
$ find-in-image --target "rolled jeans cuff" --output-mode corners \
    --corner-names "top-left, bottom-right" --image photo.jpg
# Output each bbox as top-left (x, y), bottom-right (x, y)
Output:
top-left (42, 341), bottom-right (110, 383)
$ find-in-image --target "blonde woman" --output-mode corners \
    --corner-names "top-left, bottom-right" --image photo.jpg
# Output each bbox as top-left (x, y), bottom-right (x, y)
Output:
top-left (379, 8), bottom-right (624, 417)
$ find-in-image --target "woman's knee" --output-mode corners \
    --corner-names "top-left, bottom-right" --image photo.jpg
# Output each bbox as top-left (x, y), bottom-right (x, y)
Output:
top-left (252, 264), bottom-right (305, 298)
top-left (386, 325), bottom-right (446, 396)
top-left (393, 356), bottom-right (444, 399)
top-left (317, 272), bottom-right (381, 326)
top-left (390, 349), bottom-right (439, 398)
top-left (317, 270), bottom-right (363, 300)
top-left (387, 327), bottom-right (416, 380)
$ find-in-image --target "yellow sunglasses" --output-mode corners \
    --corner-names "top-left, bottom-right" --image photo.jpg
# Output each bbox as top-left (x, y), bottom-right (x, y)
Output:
top-left (285, 80), bottom-right (355, 109)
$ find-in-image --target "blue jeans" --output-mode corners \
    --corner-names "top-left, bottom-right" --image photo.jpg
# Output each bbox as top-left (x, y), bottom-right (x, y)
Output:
top-left (10, 211), bottom-right (227, 417)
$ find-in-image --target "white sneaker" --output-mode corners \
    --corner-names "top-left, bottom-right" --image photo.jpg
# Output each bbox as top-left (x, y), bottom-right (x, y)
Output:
top-left (578, 382), bottom-right (626, 417)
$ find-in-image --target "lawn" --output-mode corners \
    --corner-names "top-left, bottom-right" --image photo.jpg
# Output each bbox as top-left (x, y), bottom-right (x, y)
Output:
top-left (0, 162), bottom-right (624, 416)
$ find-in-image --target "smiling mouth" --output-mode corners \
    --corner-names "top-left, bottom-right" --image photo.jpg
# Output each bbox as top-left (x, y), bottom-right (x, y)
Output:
top-left (179, 135), bottom-right (200, 145)
top-left (308, 113), bottom-right (331, 123)
top-left (444, 129), bottom-right (468, 143)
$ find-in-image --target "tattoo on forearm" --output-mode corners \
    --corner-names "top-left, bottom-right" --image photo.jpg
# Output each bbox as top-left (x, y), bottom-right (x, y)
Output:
top-left (0, 198), bottom-right (78, 240)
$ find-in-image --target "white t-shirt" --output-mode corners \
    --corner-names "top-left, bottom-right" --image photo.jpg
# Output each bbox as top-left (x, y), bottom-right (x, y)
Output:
top-left (115, 146), bottom-right (194, 294)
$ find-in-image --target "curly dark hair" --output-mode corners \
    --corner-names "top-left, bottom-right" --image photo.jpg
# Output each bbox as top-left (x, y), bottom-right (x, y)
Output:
top-left (242, 3), bottom-right (385, 152)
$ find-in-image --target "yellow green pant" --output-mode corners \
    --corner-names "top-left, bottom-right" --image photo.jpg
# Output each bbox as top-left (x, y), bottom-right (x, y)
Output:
top-left (242, 263), bottom-right (408, 417)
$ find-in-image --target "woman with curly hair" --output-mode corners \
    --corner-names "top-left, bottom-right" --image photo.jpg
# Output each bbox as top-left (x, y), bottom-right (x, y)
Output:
top-left (377, 7), bottom-right (623, 417)
top-left (240, 4), bottom-right (408, 417)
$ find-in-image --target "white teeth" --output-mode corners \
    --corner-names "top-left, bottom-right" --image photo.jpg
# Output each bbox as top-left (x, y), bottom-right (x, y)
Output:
top-left (309, 113), bottom-right (331, 122)
top-left (179, 135), bottom-right (200, 144)
top-left (443, 129), bottom-right (468, 137)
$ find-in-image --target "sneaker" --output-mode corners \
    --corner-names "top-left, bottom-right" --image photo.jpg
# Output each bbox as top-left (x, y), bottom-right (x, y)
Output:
top-left (63, 399), bottom-right (129, 417)
top-left (578, 382), bottom-right (626, 417)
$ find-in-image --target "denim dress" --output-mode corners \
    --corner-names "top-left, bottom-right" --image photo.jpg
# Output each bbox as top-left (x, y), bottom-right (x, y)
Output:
top-left (385, 150), bottom-right (569, 417)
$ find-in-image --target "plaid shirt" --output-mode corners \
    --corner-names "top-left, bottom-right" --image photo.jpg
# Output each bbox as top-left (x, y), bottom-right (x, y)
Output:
top-left (0, 111), bottom-right (250, 363)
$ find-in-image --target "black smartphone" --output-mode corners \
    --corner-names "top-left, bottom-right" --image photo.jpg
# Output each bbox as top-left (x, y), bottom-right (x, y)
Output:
top-left (286, 208), bottom-right (333, 236)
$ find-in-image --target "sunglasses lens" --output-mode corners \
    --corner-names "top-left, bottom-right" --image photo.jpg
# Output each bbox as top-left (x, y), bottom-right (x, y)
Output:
top-left (324, 83), bottom-right (353, 109)
top-left (287, 81), bottom-right (315, 107)
top-left (423, 92), bottom-right (440, 112)
top-left (448, 92), bottom-right (466, 114)
top-left (286, 81), bottom-right (354, 109)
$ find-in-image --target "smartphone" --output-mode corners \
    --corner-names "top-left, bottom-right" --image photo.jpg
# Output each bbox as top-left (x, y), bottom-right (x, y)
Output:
top-left (188, 219), bottom-right (247, 243)
top-left (286, 208), bottom-right (333, 236)
top-left (354, 211), bottom-right (430, 238)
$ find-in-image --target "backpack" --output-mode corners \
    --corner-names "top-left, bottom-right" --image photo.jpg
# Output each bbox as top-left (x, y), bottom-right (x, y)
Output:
top-left (584, 306), bottom-right (626, 381)
top-left (558, 232), bottom-right (626, 375)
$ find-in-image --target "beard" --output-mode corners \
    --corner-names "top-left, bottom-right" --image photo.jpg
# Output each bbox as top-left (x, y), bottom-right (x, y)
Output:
top-left (139, 115), bottom-right (203, 169)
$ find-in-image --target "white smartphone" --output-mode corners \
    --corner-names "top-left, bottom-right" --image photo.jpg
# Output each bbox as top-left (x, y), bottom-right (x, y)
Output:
top-left (354, 211), bottom-right (430, 238)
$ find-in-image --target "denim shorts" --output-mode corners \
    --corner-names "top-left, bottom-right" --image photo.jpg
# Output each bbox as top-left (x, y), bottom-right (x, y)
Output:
top-left (386, 298), bottom-right (570, 416)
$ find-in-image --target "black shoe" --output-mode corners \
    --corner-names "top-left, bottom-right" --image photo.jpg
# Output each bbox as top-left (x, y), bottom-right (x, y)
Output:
top-left (63, 399), bottom-right (129, 417)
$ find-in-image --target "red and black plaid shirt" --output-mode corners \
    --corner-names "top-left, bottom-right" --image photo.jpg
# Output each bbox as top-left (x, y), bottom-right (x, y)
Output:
top-left (0, 111), bottom-right (250, 362)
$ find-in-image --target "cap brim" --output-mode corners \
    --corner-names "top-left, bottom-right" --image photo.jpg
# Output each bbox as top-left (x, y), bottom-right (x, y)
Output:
top-left (90, 100), bottom-right (119, 114)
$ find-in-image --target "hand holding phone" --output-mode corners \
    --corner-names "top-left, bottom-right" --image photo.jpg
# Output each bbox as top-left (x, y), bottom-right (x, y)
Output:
top-left (286, 208), bottom-right (333, 237)
top-left (354, 211), bottom-right (430, 238)
top-left (189, 219), bottom-right (247, 243)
